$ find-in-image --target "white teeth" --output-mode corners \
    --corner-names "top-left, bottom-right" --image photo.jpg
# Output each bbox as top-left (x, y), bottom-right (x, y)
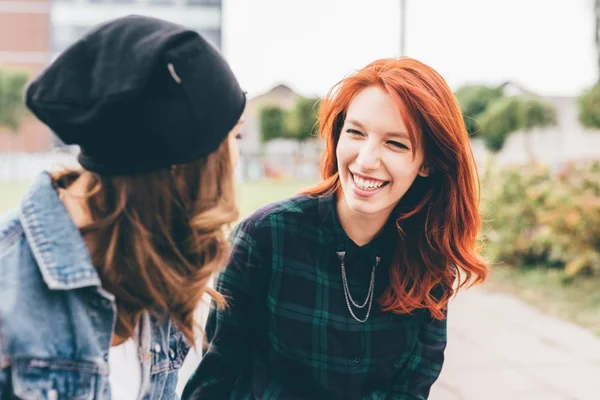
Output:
top-left (352, 174), bottom-right (385, 191)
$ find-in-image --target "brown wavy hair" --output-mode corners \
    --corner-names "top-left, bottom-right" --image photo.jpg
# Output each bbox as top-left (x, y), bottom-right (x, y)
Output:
top-left (302, 58), bottom-right (488, 319)
top-left (52, 138), bottom-right (237, 345)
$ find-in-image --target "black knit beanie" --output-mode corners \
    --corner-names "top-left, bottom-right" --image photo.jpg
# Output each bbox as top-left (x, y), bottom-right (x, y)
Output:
top-left (26, 15), bottom-right (246, 175)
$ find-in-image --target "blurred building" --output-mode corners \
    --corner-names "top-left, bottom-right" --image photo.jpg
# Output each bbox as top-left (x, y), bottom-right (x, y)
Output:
top-left (237, 84), bottom-right (297, 180)
top-left (243, 84), bottom-right (299, 155)
top-left (238, 84), bottom-right (323, 181)
top-left (0, 0), bottom-right (53, 152)
top-left (0, 0), bottom-right (51, 72)
top-left (471, 83), bottom-right (600, 168)
top-left (0, 0), bottom-right (223, 152)
top-left (50, 0), bottom-right (223, 57)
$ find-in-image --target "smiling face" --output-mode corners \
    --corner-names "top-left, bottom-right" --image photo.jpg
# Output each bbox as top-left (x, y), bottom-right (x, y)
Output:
top-left (336, 86), bottom-right (429, 221)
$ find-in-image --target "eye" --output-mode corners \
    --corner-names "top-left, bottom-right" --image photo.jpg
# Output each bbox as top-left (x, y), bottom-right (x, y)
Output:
top-left (236, 132), bottom-right (243, 140)
top-left (346, 129), bottom-right (364, 136)
top-left (388, 141), bottom-right (409, 150)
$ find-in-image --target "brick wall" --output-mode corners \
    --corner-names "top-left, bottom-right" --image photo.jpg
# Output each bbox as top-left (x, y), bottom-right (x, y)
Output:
top-left (0, 0), bottom-right (51, 152)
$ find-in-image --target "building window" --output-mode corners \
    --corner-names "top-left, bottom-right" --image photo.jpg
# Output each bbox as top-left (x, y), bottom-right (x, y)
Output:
top-left (52, 25), bottom-right (91, 55)
top-left (87, 0), bottom-right (136, 3)
top-left (197, 28), bottom-right (221, 49)
top-left (187, 0), bottom-right (222, 6)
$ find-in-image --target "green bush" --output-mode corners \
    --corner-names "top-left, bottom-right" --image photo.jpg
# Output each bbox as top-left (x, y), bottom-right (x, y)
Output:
top-left (481, 160), bottom-right (600, 278)
top-left (478, 96), bottom-right (522, 152)
top-left (481, 163), bottom-right (553, 266)
top-left (578, 82), bottom-right (600, 129)
top-left (0, 68), bottom-right (29, 131)
top-left (541, 161), bottom-right (600, 276)
top-left (455, 85), bottom-right (504, 137)
top-left (259, 106), bottom-right (287, 142)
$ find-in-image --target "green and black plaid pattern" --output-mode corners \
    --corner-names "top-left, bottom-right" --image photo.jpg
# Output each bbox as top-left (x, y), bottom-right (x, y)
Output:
top-left (183, 194), bottom-right (447, 400)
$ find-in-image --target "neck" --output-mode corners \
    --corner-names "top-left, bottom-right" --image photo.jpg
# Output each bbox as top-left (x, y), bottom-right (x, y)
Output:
top-left (336, 193), bottom-right (391, 247)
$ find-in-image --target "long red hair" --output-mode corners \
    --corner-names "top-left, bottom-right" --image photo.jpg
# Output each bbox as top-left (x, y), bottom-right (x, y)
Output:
top-left (303, 58), bottom-right (487, 319)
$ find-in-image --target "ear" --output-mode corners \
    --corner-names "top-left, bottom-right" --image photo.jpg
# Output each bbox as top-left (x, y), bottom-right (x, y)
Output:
top-left (418, 164), bottom-right (431, 178)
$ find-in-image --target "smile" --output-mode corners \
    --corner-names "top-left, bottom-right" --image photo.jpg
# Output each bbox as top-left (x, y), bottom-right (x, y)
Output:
top-left (351, 172), bottom-right (389, 192)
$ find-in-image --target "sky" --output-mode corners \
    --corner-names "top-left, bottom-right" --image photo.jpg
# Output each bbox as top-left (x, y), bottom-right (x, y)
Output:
top-left (222, 0), bottom-right (597, 99)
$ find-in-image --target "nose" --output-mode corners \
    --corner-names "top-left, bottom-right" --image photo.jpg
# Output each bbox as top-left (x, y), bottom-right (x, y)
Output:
top-left (356, 139), bottom-right (381, 170)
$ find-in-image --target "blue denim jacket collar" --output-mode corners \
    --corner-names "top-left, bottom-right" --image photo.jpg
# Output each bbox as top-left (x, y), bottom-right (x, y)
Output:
top-left (0, 172), bottom-right (188, 398)
top-left (19, 172), bottom-right (102, 291)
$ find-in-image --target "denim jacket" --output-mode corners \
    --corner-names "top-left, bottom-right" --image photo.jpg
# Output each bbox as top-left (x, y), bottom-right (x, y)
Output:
top-left (0, 173), bottom-right (190, 399)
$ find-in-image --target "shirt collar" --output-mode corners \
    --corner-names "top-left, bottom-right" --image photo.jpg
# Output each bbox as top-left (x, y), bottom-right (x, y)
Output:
top-left (19, 172), bottom-right (101, 291)
top-left (317, 192), bottom-right (396, 260)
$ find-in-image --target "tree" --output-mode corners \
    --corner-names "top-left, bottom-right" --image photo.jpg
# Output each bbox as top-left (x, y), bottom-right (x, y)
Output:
top-left (578, 81), bottom-right (600, 129)
top-left (478, 96), bottom-right (521, 153)
top-left (0, 69), bottom-right (29, 131)
top-left (455, 85), bottom-right (504, 137)
top-left (478, 96), bottom-right (556, 160)
top-left (518, 97), bottom-right (557, 161)
top-left (259, 105), bottom-right (287, 143)
top-left (596, 0), bottom-right (600, 75)
top-left (577, 1), bottom-right (600, 128)
top-left (286, 97), bottom-right (320, 142)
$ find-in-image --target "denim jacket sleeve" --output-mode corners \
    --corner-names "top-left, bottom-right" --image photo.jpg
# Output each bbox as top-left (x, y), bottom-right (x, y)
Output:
top-left (0, 320), bottom-right (10, 397)
top-left (0, 210), bottom-right (18, 398)
top-left (159, 319), bottom-right (189, 399)
top-left (162, 370), bottom-right (181, 399)
top-left (0, 366), bottom-right (7, 395)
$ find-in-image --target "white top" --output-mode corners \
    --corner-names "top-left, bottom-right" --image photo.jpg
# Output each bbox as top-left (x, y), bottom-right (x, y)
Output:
top-left (108, 337), bottom-right (142, 400)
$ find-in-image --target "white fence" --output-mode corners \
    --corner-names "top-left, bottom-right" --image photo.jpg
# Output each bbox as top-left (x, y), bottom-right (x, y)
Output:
top-left (0, 151), bottom-right (80, 183)
top-left (0, 151), bottom-right (323, 183)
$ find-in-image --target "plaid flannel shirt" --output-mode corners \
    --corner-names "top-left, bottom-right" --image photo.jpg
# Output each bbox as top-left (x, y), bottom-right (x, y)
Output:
top-left (183, 194), bottom-right (447, 400)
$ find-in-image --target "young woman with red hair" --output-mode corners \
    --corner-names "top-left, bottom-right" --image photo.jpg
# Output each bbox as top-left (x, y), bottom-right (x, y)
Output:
top-left (184, 57), bottom-right (488, 400)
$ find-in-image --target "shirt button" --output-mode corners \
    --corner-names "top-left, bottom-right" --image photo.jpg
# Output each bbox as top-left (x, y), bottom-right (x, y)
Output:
top-left (169, 349), bottom-right (175, 359)
top-left (353, 357), bottom-right (361, 364)
top-left (154, 344), bottom-right (161, 353)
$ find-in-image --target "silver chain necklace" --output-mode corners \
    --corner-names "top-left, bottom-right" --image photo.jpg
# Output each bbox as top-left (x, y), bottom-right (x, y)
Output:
top-left (337, 251), bottom-right (380, 323)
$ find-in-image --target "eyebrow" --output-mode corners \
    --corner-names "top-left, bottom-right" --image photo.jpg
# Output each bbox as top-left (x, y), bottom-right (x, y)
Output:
top-left (346, 119), bottom-right (409, 139)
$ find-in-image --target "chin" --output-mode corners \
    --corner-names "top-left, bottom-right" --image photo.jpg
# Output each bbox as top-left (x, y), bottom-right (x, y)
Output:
top-left (343, 194), bottom-right (381, 215)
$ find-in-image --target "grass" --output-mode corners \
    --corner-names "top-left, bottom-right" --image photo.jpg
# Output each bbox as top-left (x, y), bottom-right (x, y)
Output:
top-left (236, 180), bottom-right (314, 219)
top-left (484, 266), bottom-right (600, 336)
top-left (0, 182), bottom-right (29, 214)
top-left (2, 180), bottom-right (599, 336)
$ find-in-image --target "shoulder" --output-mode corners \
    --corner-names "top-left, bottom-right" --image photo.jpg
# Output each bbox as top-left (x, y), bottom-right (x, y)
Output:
top-left (228, 194), bottom-right (320, 261)
top-left (236, 194), bottom-right (319, 233)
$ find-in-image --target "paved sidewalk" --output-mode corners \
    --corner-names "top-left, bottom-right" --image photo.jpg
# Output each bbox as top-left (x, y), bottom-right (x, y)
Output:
top-left (430, 288), bottom-right (600, 400)
top-left (177, 288), bottom-right (600, 399)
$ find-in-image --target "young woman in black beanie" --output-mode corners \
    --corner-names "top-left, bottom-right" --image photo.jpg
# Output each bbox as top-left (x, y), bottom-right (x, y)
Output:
top-left (0, 15), bottom-right (245, 399)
